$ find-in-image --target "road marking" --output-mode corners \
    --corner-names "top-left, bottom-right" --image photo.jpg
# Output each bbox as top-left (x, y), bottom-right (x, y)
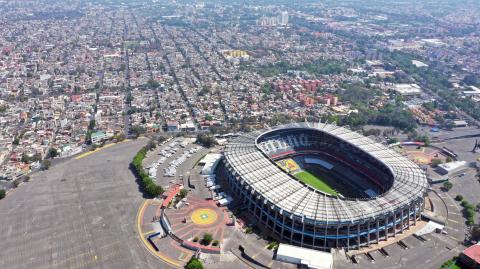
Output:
top-left (136, 200), bottom-right (182, 268)
top-left (447, 235), bottom-right (460, 241)
top-left (74, 140), bottom-right (131, 160)
top-left (75, 143), bottom-right (115, 160)
top-left (442, 193), bottom-right (460, 210)
top-left (448, 219), bottom-right (459, 224)
top-left (143, 230), bottom-right (156, 236)
top-left (446, 227), bottom-right (460, 232)
top-left (51, 240), bottom-right (120, 268)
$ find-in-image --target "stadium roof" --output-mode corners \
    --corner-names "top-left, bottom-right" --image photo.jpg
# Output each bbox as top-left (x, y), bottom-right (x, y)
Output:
top-left (224, 122), bottom-right (428, 223)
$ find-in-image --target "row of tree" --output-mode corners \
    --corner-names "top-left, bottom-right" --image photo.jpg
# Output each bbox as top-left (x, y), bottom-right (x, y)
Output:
top-left (456, 195), bottom-right (477, 226)
top-left (342, 104), bottom-right (417, 131)
top-left (196, 133), bottom-right (216, 148)
top-left (254, 59), bottom-right (346, 77)
top-left (130, 144), bottom-right (164, 197)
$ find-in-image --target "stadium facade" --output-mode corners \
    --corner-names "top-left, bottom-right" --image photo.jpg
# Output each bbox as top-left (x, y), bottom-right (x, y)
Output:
top-left (222, 122), bottom-right (428, 250)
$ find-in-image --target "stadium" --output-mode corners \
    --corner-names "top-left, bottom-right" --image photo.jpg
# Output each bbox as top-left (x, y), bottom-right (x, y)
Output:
top-left (222, 122), bottom-right (428, 250)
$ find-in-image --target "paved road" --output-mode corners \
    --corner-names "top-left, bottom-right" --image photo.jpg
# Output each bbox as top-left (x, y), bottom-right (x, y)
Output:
top-left (0, 139), bottom-right (164, 269)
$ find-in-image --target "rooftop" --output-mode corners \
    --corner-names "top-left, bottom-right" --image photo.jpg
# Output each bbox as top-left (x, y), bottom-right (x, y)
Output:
top-left (463, 243), bottom-right (480, 265)
top-left (224, 122), bottom-right (428, 223)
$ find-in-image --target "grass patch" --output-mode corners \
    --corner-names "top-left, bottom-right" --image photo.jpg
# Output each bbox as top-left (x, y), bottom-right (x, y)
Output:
top-left (294, 171), bottom-right (338, 196)
top-left (439, 257), bottom-right (464, 269)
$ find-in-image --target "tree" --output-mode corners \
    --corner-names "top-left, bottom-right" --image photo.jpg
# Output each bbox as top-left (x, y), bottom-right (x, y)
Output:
top-left (113, 133), bottom-right (126, 142)
top-left (416, 135), bottom-right (430, 146)
top-left (156, 135), bottom-right (168, 144)
top-left (471, 226), bottom-right (480, 240)
top-left (387, 137), bottom-right (399, 144)
top-left (21, 153), bottom-right (30, 163)
top-left (196, 133), bottom-right (216, 148)
top-left (85, 130), bottom-right (93, 144)
top-left (88, 119), bottom-right (96, 131)
top-left (463, 75), bottom-right (478, 86)
top-left (145, 182), bottom-right (163, 197)
top-left (47, 148), bottom-right (58, 159)
top-left (146, 139), bottom-right (157, 151)
top-left (202, 233), bottom-right (213, 245)
top-left (0, 189), bottom-right (5, 200)
top-left (126, 93), bottom-right (133, 104)
top-left (185, 258), bottom-right (204, 269)
top-left (146, 79), bottom-right (160, 89)
top-left (41, 159), bottom-right (51, 170)
top-left (179, 189), bottom-right (188, 199)
top-left (431, 159), bottom-right (443, 167)
top-left (131, 125), bottom-right (146, 138)
top-left (443, 181), bottom-right (453, 191)
top-left (455, 195), bottom-right (463, 201)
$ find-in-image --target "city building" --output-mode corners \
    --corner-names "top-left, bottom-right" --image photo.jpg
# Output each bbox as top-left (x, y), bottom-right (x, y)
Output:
top-left (436, 161), bottom-right (467, 176)
top-left (90, 131), bottom-right (108, 145)
top-left (460, 243), bottom-right (480, 269)
top-left (280, 11), bottom-right (289, 26)
top-left (276, 243), bottom-right (333, 269)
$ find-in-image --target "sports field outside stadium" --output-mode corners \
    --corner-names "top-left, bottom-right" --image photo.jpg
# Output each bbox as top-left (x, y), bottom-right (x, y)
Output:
top-left (294, 170), bottom-right (338, 196)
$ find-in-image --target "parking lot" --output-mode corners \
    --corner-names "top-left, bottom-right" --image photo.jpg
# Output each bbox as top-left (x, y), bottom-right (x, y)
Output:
top-left (142, 137), bottom-right (209, 190)
top-left (0, 139), bottom-right (165, 269)
top-left (336, 232), bottom-right (463, 269)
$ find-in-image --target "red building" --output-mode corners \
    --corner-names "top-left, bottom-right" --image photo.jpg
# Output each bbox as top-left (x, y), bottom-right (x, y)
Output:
top-left (460, 243), bottom-right (480, 269)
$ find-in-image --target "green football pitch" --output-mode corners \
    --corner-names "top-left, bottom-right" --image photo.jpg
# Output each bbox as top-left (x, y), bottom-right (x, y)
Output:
top-left (294, 171), bottom-right (338, 196)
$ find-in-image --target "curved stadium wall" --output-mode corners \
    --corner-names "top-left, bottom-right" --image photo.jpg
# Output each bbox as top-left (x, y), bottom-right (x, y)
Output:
top-left (222, 122), bottom-right (428, 250)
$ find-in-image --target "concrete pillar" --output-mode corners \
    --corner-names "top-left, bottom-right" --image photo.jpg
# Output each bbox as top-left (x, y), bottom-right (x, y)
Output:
top-left (384, 216), bottom-right (389, 241)
top-left (407, 207), bottom-right (411, 229)
top-left (290, 217), bottom-right (295, 243)
top-left (393, 213), bottom-right (397, 237)
top-left (301, 220), bottom-right (305, 247)
top-left (357, 223), bottom-right (361, 249)
top-left (324, 225), bottom-right (328, 249)
top-left (281, 214), bottom-right (286, 239)
top-left (335, 225), bottom-right (339, 248)
top-left (367, 222), bottom-right (371, 246)
top-left (376, 219), bottom-right (380, 244)
top-left (401, 209), bottom-right (405, 233)
top-left (414, 204), bottom-right (417, 225)
top-left (273, 210), bottom-right (278, 233)
top-left (259, 200), bottom-right (264, 222)
top-left (347, 225), bottom-right (350, 251)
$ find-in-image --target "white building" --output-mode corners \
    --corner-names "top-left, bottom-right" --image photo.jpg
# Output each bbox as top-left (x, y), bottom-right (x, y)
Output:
top-left (437, 161), bottom-right (467, 175)
top-left (463, 85), bottom-right (480, 97)
top-left (90, 131), bottom-right (108, 145)
top-left (199, 153), bottom-right (223, 175)
top-left (392, 84), bottom-right (422, 96)
top-left (276, 244), bottom-right (333, 269)
top-left (279, 11), bottom-right (289, 26)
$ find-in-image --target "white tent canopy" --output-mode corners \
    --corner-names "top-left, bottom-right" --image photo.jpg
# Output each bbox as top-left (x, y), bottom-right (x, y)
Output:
top-left (276, 244), bottom-right (333, 269)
